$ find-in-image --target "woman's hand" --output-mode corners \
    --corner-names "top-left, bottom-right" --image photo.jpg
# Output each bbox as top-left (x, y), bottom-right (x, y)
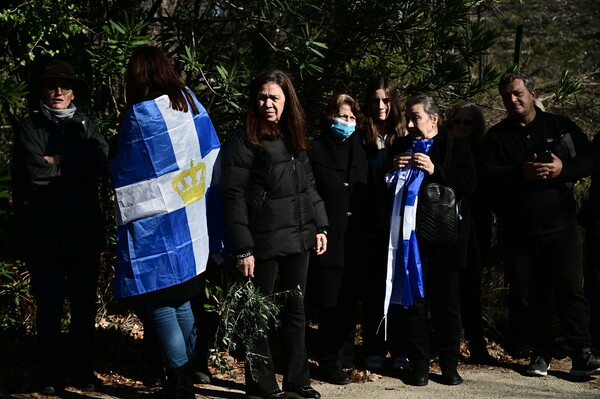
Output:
top-left (237, 255), bottom-right (255, 278)
top-left (393, 153), bottom-right (412, 170)
top-left (315, 233), bottom-right (327, 255)
top-left (412, 153), bottom-right (435, 175)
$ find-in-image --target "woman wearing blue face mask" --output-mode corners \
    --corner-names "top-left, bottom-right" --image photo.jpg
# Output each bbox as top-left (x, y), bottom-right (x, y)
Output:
top-left (307, 94), bottom-right (369, 385)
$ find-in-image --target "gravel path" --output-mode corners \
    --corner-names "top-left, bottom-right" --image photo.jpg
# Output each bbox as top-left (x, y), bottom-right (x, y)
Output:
top-left (7, 364), bottom-right (597, 399)
top-left (5, 359), bottom-right (600, 399)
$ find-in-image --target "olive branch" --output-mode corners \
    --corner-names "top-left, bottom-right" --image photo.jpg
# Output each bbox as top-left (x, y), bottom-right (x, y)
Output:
top-left (214, 278), bottom-right (301, 381)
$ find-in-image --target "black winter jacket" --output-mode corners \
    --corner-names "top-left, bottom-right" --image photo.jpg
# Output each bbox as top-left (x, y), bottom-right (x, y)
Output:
top-left (307, 132), bottom-right (368, 264)
top-left (220, 130), bottom-right (329, 261)
top-left (482, 108), bottom-right (600, 235)
top-left (12, 109), bottom-right (108, 257)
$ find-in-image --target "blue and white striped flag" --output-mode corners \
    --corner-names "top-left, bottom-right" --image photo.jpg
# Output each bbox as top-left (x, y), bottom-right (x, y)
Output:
top-left (110, 89), bottom-right (222, 299)
top-left (382, 139), bottom-right (432, 338)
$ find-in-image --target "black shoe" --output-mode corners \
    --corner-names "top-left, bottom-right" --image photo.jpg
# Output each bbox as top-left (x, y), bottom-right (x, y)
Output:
top-left (194, 370), bottom-right (211, 384)
top-left (289, 385), bottom-right (321, 399)
top-left (525, 355), bottom-right (550, 376)
top-left (72, 373), bottom-right (102, 392)
top-left (165, 361), bottom-right (195, 399)
top-left (320, 367), bottom-right (350, 385)
top-left (248, 389), bottom-right (290, 399)
top-left (441, 369), bottom-right (463, 385)
top-left (192, 356), bottom-right (212, 384)
top-left (41, 385), bottom-right (62, 395)
top-left (571, 348), bottom-right (600, 376)
top-left (406, 369), bottom-right (429, 386)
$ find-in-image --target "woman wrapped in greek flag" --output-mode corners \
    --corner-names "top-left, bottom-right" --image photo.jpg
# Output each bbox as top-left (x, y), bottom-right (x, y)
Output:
top-left (110, 46), bottom-right (221, 399)
top-left (386, 94), bottom-right (476, 387)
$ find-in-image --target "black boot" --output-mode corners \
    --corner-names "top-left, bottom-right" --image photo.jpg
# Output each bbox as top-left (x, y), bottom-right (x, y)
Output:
top-left (191, 355), bottom-right (212, 384)
top-left (165, 361), bottom-right (195, 399)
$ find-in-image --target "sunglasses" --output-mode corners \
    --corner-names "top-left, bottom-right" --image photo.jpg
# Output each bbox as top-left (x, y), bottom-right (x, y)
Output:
top-left (43, 81), bottom-right (74, 93)
top-left (452, 118), bottom-right (473, 126)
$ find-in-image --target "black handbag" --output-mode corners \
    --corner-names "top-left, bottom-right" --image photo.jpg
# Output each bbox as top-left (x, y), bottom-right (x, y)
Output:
top-left (416, 132), bottom-right (461, 245)
top-left (416, 183), bottom-right (460, 244)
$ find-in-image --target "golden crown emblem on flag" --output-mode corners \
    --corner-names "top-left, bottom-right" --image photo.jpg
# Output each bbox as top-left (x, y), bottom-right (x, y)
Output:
top-left (172, 159), bottom-right (206, 204)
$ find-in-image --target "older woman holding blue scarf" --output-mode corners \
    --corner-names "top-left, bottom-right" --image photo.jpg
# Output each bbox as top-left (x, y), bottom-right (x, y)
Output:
top-left (387, 94), bottom-right (476, 386)
top-left (12, 60), bottom-right (108, 395)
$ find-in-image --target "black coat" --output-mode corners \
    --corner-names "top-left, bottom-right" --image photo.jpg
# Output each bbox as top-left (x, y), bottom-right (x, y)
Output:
top-left (307, 132), bottom-right (368, 307)
top-left (307, 132), bottom-right (368, 266)
top-left (220, 130), bottom-right (329, 261)
top-left (12, 109), bottom-right (108, 257)
top-left (392, 131), bottom-right (477, 269)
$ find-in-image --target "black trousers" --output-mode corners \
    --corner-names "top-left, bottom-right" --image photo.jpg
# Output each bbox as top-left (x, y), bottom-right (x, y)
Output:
top-left (427, 265), bottom-right (462, 371)
top-left (504, 225), bottom-right (591, 356)
top-left (27, 253), bottom-right (99, 386)
top-left (245, 252), bottom-right (311, 395)
top-left (362, 228), bottom-right (393, 358)
top-left (307, 245), bottom-right (360, 371)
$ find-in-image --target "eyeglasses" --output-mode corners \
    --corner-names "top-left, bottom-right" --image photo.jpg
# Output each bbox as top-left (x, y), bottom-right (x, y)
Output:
top-left (43, 81), bottom-right (73, 94)
top-left (452, 118), bottom-right (473, 126)
top-left (371, 97), bottom-right (391, 105)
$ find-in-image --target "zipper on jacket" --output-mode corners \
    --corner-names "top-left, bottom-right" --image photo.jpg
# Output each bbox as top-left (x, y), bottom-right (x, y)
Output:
top-left (291, 154), bottom-right (306, 251)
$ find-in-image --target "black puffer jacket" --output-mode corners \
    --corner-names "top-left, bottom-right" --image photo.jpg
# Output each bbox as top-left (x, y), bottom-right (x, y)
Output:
top-left (220, 129), bottom-right (329, 261)
top-left (12, 109), bottom-right (108, 257)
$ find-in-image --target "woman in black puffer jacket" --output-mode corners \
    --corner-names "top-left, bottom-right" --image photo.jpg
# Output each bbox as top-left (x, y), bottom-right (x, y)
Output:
top-left (220, 69), bottom-right (328, 399)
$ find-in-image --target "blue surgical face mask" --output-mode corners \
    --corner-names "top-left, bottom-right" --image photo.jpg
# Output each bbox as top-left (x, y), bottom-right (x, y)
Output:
top-left (330, 118), bottom-right (356, 139)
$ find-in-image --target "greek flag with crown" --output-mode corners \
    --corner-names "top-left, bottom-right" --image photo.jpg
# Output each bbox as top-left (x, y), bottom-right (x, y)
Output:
top-left (110, 89), bottom-right (222, 298)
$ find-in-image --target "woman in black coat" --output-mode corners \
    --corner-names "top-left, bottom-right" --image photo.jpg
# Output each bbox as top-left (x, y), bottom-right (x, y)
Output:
top-left (220, 70), bottom-right (328, 399)
top-left (307, 94), bottom-right (368, 385)
top-left (391, 94), bottom-right (476, 386)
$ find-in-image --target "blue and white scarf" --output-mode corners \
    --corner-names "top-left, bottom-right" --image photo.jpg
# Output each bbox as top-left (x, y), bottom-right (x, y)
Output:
top-left (382, 139), bottom-right (433, 338)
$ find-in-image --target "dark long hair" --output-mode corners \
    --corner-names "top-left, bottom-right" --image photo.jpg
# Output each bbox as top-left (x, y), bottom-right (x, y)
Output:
top-left (362, 77), bottom-right (405, 154)
top-left (125, 46), bottom-right (198, 114)
top-left (319, 93), bottom-right (364, 134)
top-left (246, 69), bottom-right (308, 152)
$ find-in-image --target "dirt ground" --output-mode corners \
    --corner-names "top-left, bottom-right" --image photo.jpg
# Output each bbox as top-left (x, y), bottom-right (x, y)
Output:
top-left (3, 358), bottom-right (599, 399)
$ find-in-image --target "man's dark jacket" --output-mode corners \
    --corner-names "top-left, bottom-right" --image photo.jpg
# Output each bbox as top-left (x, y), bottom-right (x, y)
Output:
top-left (481, 107), bottom-right (600, 236)
top-left (12, 109), bottom-right (109, 257)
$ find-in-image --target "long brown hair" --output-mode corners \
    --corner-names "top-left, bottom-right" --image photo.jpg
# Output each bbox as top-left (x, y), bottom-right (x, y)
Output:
top-left (246, 69), bottom-right (308, 152)
top-left (362, 77), bottom-right (405, 155)
top-left (125, 46), bottom-right (198, 114)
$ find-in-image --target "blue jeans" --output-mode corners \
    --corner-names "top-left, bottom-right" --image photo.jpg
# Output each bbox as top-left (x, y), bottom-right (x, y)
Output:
top-left (146, 300), bottom-right (197, 368)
